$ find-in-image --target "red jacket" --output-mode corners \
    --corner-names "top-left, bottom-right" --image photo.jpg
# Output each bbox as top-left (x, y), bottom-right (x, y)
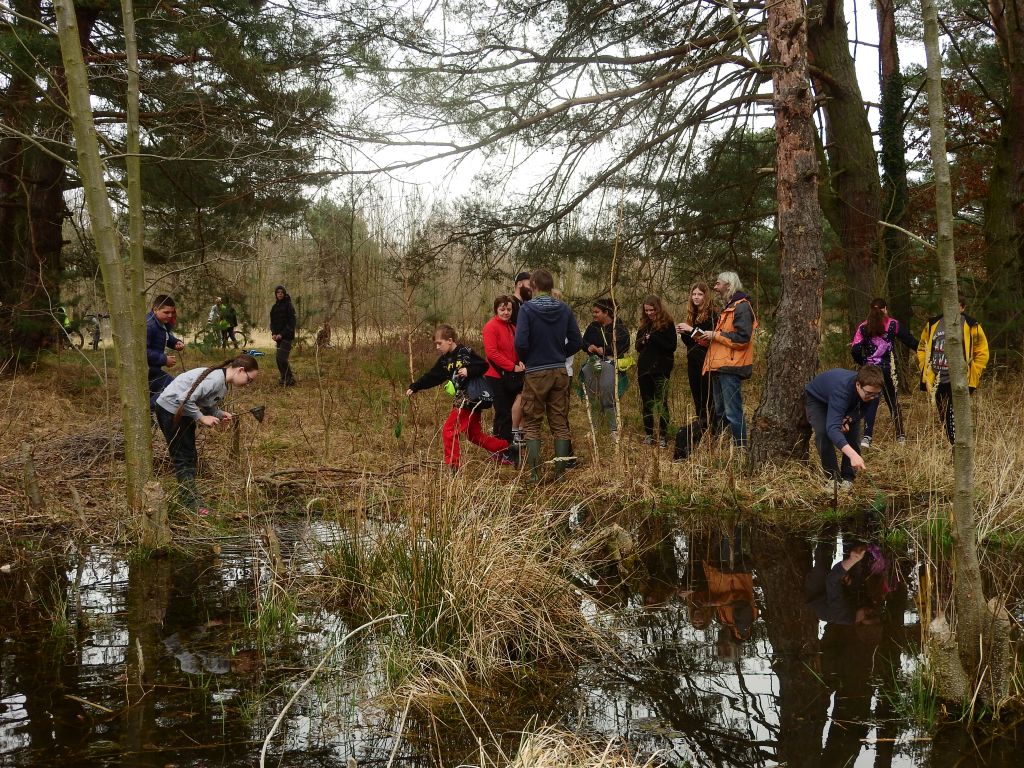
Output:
top-left (482, 315), bottom-right (519, 378)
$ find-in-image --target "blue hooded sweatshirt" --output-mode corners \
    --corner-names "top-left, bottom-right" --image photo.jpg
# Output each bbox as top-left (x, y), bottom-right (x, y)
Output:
top-left (805, 368), bottom-right (869, 449)
top-left (514, 294), bottom-right (585, 372)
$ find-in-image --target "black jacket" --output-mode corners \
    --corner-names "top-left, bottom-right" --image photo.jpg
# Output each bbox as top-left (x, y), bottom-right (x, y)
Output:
top-left (583, 319), bottom-right (630, 358)
top-left (409, 345), bottom-right (489, 393)
top-left (681, 312), bottom-right (718, 366)
top-left (635, 324), bottom-right (677, 378)
top-left (270, 291), bottom-right (296, 341)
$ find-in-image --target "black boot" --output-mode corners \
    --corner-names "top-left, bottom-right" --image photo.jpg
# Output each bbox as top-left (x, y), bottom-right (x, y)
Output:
top-left (525, 439), bottom-right (542, 484)
top-left (554, 439), bottom-right (575, 477)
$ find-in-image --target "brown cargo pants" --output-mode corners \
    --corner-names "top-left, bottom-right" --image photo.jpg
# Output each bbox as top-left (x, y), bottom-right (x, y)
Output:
top-left (521, 367), bottom-right (571, 440)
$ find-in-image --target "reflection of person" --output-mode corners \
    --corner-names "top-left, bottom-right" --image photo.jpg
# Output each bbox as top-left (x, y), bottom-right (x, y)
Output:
top-left (682, 527), bottom-right (758, 650)
top-left (146, 294), bottom-right (184, 405)
top-left (635, 295), bottom-right (677, 447)
top-left (805, 539), bottom-right (889, 767)
top-left (580, 298), bottom-right (630, 438)
top-left (804, 366), bottom-right (883, 489)
top-left (701, 272), bottom-right (756, 448)
top-left (514, 268), bottom-right (585, 481)
top-left (916, 299), bottom-right (989, 444)
top-left (269, 285), bottom-right (297, 386)
top-left (155, 355), bottom-right (260, 514)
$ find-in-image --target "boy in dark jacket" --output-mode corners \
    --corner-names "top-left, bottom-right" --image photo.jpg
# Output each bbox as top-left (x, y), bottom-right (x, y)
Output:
top-left (269, 285), bottom-right (297, 386)
top-left (146, 294), bottom-right (184, 405)
top-left (514, 268), bottom-right (586, 481)
top-left (407, 324), bottom-right (511, 470)
top-left (804, 365), bottom-right (884, 489)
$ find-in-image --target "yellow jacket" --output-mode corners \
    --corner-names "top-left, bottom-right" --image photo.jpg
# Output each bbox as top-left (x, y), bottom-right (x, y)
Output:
top-left (916, 313), bottom-right (989, 392)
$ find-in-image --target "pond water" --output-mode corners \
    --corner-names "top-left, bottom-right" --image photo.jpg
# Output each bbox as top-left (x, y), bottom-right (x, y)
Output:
top-left (1, 520), bottom-right (1022, 767)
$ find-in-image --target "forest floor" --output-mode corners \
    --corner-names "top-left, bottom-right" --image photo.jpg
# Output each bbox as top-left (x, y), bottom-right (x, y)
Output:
top-left (2, 336), bottom-right (1023, 547)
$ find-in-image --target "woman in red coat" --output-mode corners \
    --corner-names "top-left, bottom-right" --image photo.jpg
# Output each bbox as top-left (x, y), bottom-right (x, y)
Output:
top-left (482, 295), bottom-right (525, 448)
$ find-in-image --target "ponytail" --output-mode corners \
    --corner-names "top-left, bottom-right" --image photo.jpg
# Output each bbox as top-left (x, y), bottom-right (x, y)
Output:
top-left (172, 354), bottom-right (258, 427)
top-left (865, 298), bottom-right (887, 337)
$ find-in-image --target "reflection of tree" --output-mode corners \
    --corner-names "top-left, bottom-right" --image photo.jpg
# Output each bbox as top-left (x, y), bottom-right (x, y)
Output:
top-left (123, 555), bottom-right (172, 756)
top-left (750, 531), bottom-right (827, 768)
top-left (0, 555), bottom-right (90, 756)
top-left (595, 614), bottom-right (772, 767)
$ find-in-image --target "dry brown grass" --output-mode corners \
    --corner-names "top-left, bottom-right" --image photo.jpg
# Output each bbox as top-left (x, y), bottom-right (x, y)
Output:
top-left (475, 726), bottom-right (661, 768)
top-left (2, 342), bottom-right (1024, 544)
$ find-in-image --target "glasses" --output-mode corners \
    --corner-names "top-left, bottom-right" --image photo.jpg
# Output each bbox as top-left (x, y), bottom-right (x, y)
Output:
top-left (860, 385), bottom-right (882, 399)
top-left (241, 370), bottom-right (254, 385)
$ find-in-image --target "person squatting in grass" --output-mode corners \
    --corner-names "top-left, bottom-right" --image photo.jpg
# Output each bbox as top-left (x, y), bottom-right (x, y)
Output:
top-left (580, 297), bottom-right (631, 438)
top-left (702, 271), bottom-right (757, 448)
top-left (155, 354), bottom-right (260, 515)
top-left (804, 365), bottom-right (885, 489)
top-left (146, 294), bottom-right (185, 406)
top-left (514, 268), bottom-right (585, 482)
top-left (406, 324), bottom-right (511, 470)
top-left (634, 295), bottom-right (677, 447)
top-left (850, 298), bottom-right (917, 448)
top-left (482, 295), bottom-right (526, 460)
top-left (917, 298), bottom-right (989, 444)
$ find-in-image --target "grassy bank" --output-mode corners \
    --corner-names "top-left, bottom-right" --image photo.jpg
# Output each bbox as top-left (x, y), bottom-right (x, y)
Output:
top-left (2, 339), bottom-right (1022, 541)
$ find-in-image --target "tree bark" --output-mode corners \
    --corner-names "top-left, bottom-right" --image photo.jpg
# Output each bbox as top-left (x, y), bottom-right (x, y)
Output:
top-left (751, 0), bottom-right (826, 466)
top-left (54, 0), bottom-right (153, 515)
top-left (808, 0), bottom-right (882, 332)
top-left (0, 0), bottom-right (79, 351)
top-left (876, 0), bottom-right (915, 384)
top-left (982, 0), bottom-right (1024, 361)
top-left (922, 0), bottom-right (987, 685)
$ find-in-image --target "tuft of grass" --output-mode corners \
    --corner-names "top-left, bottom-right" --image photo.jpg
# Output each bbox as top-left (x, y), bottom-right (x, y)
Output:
top-left (319, 493), bottom-right (611, 704)
top-left (473, 726), bottom-right (663, 768)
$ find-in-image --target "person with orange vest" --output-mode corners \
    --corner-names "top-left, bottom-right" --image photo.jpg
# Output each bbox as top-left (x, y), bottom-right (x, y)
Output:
top-left (699, 271), bottom-right (756, 447)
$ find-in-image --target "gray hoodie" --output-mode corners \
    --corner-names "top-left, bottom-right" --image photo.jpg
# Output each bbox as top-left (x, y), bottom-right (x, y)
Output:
top-left (155, 367), bottom-right (228, 421)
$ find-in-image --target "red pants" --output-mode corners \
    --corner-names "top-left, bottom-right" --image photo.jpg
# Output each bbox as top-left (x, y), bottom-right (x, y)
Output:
top-left (442, 408), bottom-right (509, 467)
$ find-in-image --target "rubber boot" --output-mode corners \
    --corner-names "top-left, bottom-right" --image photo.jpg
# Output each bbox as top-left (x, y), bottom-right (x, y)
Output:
top-left (504, 442), bottom-right (521, 466)
top-left (554, 439), bottom-right (575, 477)
top-left (563, 439), bottom-right (577, 469)
top-left (525, 439), bottom-right (542, 484)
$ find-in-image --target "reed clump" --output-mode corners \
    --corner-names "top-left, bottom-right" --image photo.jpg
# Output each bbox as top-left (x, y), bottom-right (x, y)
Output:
top-left (318, 493), bottom-right (611, 704)
top-left (475, 726), bottom-right (661, 768)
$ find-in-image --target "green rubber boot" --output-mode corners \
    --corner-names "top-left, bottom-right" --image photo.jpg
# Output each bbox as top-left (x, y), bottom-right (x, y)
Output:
top-left (525, 439), bottom-right (542, 484)
top-left (554, 439), bottom-right (576, 477)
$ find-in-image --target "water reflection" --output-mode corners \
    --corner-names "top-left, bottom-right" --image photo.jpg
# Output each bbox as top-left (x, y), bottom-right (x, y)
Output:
top-left (1, 519), bottom-right (1022, 767)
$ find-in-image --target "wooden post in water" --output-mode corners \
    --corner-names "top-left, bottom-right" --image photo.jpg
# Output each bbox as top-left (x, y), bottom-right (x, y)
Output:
top-left (20, 443), bottom-right (43, 512)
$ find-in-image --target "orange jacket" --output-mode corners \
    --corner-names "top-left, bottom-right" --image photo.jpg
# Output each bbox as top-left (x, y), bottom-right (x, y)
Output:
top-left (702, 294), bottom-right (757, 378)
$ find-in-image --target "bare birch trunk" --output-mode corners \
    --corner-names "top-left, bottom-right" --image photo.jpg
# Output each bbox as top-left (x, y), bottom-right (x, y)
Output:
top-left (54, 0), bottom-right (153, 518)
top-left (922, 0), bottom-right (1002, 702)
top-left (750, 0), bottom-right (826, 466)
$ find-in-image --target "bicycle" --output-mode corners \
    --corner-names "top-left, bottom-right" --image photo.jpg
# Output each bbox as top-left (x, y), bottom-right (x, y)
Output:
top-left (193, 323), bottom-right (252, 352)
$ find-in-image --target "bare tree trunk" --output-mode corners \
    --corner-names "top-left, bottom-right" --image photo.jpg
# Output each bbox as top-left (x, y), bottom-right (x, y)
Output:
top-left (982, 0), bottom-right (1024, 361)
top-left (751, 0), bottom-right (826, 466)
top-left (876, 0), bottom-right (915, 384)
top-left (808, 0), bottom-right (881, 332)
top-left (922, 0), bottom-right (988, 686)
top-left (54, 0), bottom-right (153, 515)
